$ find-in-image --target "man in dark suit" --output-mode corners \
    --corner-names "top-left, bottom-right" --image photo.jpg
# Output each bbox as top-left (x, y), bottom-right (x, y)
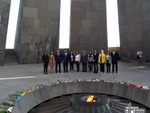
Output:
top-left (111, 48), bottom-right (119, 73)
top-left (93, 49), bottom-right (99, 72)
top-left (55, 49), bottom-right (62, 73)
top-left (62, 49), bottom-right (70, 73)
top-left (81, 50), bottom-right (88, 72)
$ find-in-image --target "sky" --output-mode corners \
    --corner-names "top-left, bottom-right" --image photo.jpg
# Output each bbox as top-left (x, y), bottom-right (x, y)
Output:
top-left (6, 0), bottom-right (120, 49)
top-left (5, 0), bottom-right (20, 49)
top-left (59, 0), bottom-right (71, 49)
top-left (106, 0), bottom-right (120, 47)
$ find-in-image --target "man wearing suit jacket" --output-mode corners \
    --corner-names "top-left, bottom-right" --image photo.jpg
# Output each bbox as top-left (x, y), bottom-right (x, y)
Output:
top-left (111, 48), bottom-right (119, 73)
top-left (93, 49), bottom-right (99, 72)
top-left (81, 50), bottom-right (88, 72)
top-left (62, 49), bottom-right (70, 73)
top-left (55, 49), bottom-right (62, 73)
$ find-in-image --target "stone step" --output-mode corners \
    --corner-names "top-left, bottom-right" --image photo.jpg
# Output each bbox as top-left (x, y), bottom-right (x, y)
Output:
top-left (4, 49), bottom-right (19, 65)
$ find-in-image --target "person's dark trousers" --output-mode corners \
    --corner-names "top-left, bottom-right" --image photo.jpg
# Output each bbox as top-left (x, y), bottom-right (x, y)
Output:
top-left (82, 62), bottom-right (87, 72)
top-left (106, 61), bottom-right (110, 73)
top-left (94, 62), bottom-right (98, 72)
top-left (70, 62), bottom-right (74, 70)
top-left (76, 62), bottom-right (80, 72)
top-left (138, 57), bottom-right (142, 66)
top-left (89, 62), bottom-right (93, 71)
top-left (63, 61), bottom-right (68, 73)
top-left (100, 63), bottom-right (104, 73)
top-left (44, 63), bottom-right (48, 74)
top-left (112, 62), bottom-right (118, 73)
top-left (55, 62), bottom-right (61, 73)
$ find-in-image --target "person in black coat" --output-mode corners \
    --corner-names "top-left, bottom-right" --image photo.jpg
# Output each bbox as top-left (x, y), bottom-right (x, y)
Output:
top-left (69, 51), bottom-right (75, 72)
top-left (88, 50), bottom-right (94, 72)
top-left (111, 49), bottom-right (119, 73)
top-left (62, 49), bottom-right (70, 73)
top-left (81, 50), bottom-right (88, 72)
top-left (55, 49), bottom-right (62, 73)
top-left (93, 49), bottom-right (99, 72)
top-left (42, 51), bottom-right (49, 74)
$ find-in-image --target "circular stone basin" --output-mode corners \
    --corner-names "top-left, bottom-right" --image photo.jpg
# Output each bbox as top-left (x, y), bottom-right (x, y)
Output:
top-left (69, 94), bottom-right (112, 113)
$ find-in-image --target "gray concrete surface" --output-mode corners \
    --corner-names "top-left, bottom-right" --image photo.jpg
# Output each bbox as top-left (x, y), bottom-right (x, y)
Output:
top-left (0, 61), bottom-right (150, 102)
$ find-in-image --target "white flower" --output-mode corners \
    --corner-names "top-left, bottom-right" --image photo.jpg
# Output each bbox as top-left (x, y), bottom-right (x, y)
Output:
top-left (7, 107), bottom-right (13, 112)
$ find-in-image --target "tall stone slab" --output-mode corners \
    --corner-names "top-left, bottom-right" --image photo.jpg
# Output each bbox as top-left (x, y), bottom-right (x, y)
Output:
top-left (14, 0), bottom-right (24, 63)
top-left (118, 0), bottom-right (150, 62)
top-left (15, 0), bottom-right (60, 64)
top-left (0, 0), bottom-right (10, 65)
top-left (70, 0), bottom-right (108, 53)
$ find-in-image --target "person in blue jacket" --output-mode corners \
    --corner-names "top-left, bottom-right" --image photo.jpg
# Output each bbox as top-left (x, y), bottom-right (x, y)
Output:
top-left (55, 49), bottom-right (62, 73)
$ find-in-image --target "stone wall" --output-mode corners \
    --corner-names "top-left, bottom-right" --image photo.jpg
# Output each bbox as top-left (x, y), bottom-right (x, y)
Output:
top-left (12, 82), bottom-right (150, 113)
top-left (118, 0), bottom-right (150, 62)
top-left (14, 0), bottom-right (24, 63)
top-left (0, 0), bottom-right (10, 65)
top-left (70, 0), bottom-right (108, 53)
top-left (15, 0), bottom-right (108, 64)
top-left (15, 0), bottom-right (60, 64)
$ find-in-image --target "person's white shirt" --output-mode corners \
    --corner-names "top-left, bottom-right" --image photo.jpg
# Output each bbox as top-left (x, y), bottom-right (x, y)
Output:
top-left (75, 54), bottom-right (80, 61)
top-left (137, 51), bottom-right (142, 58)
top-left (106, 55), bottom-right (110, 60)
top-left (113, 51), bottom-right (115, 55)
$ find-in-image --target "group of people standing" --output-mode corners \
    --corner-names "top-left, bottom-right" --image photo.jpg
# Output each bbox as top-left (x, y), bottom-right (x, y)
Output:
top-left (42, 49), bottom-right (119, 74)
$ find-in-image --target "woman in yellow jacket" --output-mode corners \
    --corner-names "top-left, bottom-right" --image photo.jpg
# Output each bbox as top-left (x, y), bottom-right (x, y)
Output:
top-left (98, 50), bottom-right (105, 73)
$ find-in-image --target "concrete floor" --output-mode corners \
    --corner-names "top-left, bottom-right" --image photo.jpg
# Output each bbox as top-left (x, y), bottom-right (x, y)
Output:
top-left (0, 61), bottom-right (150, 101)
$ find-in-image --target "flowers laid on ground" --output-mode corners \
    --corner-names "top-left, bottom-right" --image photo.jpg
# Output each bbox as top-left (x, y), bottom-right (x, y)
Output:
top-left (0, 110), bottom-right (9, 113)
top-left (0, 102), bottom-right (14, 113)
top-left (1, 79), bottom-right (150, 113)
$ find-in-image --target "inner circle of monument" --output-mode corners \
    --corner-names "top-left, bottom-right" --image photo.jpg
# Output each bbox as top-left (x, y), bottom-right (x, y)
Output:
top-left (28, 93), bottom-right (150, 113)
top-left (69, 94), bottom-right (112, 113)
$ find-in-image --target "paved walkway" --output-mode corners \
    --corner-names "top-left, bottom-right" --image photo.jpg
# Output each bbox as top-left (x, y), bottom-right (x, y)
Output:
top-left (0, 62), bottom-right (150, 101)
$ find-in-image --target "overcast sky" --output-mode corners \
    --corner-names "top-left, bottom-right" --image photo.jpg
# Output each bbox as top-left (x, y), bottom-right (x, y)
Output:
top-left (59, 0), bottom-right (71, 49)
top-left (106, 0), bottom-right (120, 47)
top-left (6, 0), bottom-right (120, 49)
top-left (6, 0), bottom-right (20, 49)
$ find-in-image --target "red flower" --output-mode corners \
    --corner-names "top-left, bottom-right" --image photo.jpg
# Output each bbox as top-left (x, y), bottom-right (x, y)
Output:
top-left (129, 84), bottom-right (136, 87)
